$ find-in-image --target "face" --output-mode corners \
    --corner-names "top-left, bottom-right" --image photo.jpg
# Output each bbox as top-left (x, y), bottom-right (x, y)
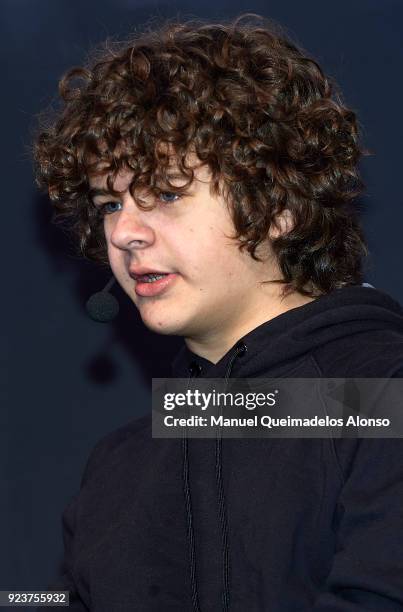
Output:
top-left (88, 163), bottom-right (282, 348)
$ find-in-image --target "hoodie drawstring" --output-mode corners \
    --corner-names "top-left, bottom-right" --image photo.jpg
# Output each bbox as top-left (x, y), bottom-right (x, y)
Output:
top-left (183, 362), bottom-right (203, 612)
top-left (216, 341), bottom-right (247, 612)
top-left (183, 342), bottom-right (247, 612)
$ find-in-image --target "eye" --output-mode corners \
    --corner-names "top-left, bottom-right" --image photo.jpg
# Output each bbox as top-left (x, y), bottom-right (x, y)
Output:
top-left (97, 201), bottom-right (122, 215)
top-left (158, 191), bottom-right (181, 203)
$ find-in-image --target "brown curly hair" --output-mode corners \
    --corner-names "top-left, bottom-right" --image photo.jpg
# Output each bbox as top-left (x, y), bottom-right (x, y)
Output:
top-left (33, 14), bottom-right (371, 298)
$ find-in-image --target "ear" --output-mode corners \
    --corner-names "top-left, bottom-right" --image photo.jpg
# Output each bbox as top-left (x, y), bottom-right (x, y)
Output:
top-left (269, 208), bottom-right (294, 239)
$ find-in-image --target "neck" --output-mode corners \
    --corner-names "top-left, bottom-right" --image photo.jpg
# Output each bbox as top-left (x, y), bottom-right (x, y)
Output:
top-left (185, 289), bottom-right (316, 364)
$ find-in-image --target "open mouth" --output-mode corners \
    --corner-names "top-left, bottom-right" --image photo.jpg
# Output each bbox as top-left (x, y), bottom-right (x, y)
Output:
top-left (136, 273), bottom-right (168, 283)
top-left (133, 272), bottom-right (178, 297)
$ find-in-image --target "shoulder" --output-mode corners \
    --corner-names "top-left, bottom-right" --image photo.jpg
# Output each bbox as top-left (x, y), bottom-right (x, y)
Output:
top-left (311, 328), bottom-right (403, 377)
top-left (81, 413), bottom-right (152, 485)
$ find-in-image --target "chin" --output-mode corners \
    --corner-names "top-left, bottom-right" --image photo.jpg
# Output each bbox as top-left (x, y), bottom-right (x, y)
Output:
top-left (139, 312), bottom-right (187, 336)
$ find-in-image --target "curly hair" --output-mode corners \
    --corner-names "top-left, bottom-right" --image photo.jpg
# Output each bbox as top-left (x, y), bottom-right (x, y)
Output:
top-left (33, 14), bottom-right (371, 298)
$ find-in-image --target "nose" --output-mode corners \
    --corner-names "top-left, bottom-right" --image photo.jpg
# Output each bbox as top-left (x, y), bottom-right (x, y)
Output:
top-left (108, 204), bottom-right (155, 251)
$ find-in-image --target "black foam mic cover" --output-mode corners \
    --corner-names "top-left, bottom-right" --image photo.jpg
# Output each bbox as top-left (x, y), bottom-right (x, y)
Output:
top-left (86, 276), bottom-right (120, 322)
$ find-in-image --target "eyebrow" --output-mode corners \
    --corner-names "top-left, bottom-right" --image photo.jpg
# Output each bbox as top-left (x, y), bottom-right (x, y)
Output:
top-left (88, 175), bottom-right (193, 202)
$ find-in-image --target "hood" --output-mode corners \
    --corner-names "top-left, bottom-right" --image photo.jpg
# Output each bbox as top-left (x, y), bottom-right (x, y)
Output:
top-left (174, 283), bottom-right (403, 612)
top-left (171, 285), bottom-right (403, 379)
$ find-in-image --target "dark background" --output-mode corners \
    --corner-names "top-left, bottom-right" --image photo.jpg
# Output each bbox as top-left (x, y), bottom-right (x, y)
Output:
top-left (2, 0), bottom-right (402, 594)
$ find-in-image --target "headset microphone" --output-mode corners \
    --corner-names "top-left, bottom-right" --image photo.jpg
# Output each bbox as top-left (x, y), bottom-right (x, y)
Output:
top-left (86, 276), bottom-right (120, 322)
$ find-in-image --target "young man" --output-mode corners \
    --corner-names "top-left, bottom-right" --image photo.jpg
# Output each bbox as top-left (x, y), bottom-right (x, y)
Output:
top-left (34, 15), bottom-right (403, 611)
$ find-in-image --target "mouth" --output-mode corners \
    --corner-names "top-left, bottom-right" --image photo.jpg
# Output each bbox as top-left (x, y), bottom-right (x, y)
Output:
top-left (129, 269), bottom-right (179, 297)
top-left (129, 267), bottom-right (171, 281)
top-left (133, 272), bottom-right (169, 283)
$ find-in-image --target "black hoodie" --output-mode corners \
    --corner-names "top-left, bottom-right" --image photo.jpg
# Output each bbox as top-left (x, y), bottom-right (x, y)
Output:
top-left (40, 285), bottom-right (403, 611)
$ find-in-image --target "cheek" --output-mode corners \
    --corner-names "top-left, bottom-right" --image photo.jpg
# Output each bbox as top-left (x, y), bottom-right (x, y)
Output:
top-left (105, 235), bottom-right (127, 281)
top-left (187, 242), bottom-right (243, 286)
top-left (104, 219), bottom-right (121, 265)
top-left (103, 217), bottom-right (113, 245)
top-left (178, 232), bottom-right (221, 277)
top-left (105, 235), bottom-right (116, 266)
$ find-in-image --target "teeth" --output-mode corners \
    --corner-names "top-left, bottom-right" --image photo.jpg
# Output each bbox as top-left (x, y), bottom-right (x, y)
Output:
top-left (143, 273), bottom-right (167, 283)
